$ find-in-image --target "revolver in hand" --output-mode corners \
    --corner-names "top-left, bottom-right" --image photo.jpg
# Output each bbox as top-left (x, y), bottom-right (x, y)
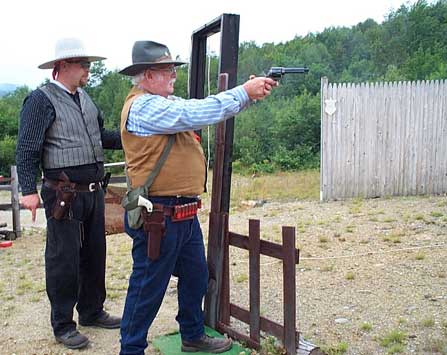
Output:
top-left (266, 67), bottom-right (309, 81)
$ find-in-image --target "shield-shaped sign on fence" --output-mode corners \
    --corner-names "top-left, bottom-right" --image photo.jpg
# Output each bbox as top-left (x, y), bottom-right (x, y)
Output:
top-left (325, 98), bottom-right (337, 115)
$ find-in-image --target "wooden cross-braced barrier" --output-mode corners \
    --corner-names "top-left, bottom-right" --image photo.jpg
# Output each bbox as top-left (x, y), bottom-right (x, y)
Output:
top-left (218, 218), bottom-right (299, 352)
top-left (213, 216), bottom-right (324, 355)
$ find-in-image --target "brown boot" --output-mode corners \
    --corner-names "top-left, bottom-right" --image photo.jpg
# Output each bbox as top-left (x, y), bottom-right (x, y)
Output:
top-left (181, 334), bottom-right (232, 353)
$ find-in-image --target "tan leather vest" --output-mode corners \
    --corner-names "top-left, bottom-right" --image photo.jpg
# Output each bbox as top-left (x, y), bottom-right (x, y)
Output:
top-left (120, 87), bottom-right (206, 196)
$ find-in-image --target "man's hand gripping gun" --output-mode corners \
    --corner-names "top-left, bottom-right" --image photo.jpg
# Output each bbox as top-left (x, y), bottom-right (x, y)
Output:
top-left (266, 66), bottom-right (309, 81)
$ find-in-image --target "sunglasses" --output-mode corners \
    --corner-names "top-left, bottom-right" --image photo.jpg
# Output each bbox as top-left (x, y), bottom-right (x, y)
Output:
top-left (65, 59), bottom-right (91, 69)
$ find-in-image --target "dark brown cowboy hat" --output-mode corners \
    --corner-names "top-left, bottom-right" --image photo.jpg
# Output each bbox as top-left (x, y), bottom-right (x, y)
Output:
top-left (119, 40), bottom-right (187, 76)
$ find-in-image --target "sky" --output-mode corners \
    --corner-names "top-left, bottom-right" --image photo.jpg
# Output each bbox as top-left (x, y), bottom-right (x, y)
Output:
top-left (1, 0), bottom-right (416, 89)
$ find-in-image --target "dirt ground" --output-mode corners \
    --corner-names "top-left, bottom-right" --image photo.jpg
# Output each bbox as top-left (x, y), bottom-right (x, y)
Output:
top-left (0, 191), bottom-right (446, 355)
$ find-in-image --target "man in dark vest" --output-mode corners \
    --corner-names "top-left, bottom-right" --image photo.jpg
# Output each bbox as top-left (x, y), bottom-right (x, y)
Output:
top-left (16, 38), bottom-right (122, 350)
top-left (118, 40), bottom-right (277, 355)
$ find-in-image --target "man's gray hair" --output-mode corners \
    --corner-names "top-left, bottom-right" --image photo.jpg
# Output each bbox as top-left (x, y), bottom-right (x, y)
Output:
top-left (132, 72), bottom-right (145, 86)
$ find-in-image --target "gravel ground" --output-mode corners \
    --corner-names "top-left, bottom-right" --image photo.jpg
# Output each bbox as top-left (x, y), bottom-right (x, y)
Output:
top-left (0, 192), bottom-right (446, 354)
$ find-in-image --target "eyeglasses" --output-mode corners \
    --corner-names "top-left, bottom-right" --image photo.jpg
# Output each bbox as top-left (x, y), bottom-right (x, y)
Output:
top-left (150, 67), bottom-right (176, 74)
top-left (65, 60), bottom-right (91, 69)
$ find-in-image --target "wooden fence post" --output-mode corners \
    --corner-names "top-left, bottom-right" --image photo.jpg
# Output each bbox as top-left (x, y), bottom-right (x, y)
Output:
top-left (11, 165), bottom-right (21, 238)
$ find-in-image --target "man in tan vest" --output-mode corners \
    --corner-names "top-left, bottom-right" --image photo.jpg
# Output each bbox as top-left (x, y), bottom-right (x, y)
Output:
top-left (118, 40), bottom-right (277, 355)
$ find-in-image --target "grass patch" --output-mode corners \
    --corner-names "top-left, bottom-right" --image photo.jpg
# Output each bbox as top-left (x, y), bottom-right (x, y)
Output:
top-left (421, 317), bottom-right (435, 327)
top-left (345, 226), bottom-right (355, 233)
top-left (321, 265), bottom-right (334, 272)
top-left (259, 336), bottom-right (285, 355)
top-left (415, 252), bottom-right (425, 260)
top-left (430, 211), bottom-right (443, 218)
top-left (360, 322), bottom-right (373, 331)
top-left (319, 236), bottom-right (329, 243)
top-left (345, 272), bottom-right (355, 280)
top-left (422, 337), bottom-right (447, 353)
top-left (29, 294), bottom-right (41, 303)
top-left (229, 170), bottom-right (320, 205)
top-left (17, 279), bottom-right (33, 292)
top-left (383, 235), bottom-right (401, 243)
top-left (107, 291), bottom-right (122, 301)
top-left (380, 330), bottom-right (407, 348)
top-left (322, 341), bottom-right (349, 354)
top-left (386, 343), bottom-right (405, 354)
top-left (236, 274), bottom-right (248, 283)
top-left (349, 206), bottom-right (362, 215)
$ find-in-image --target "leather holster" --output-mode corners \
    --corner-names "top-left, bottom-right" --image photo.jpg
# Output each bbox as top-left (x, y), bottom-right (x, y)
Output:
top-left (51, 172), bottom-right (76, 220)
top-left (141, 208), bottom-right (166, 261)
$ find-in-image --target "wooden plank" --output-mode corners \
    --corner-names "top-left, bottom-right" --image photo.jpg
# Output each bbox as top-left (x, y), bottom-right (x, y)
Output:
top-left (440, 81), bottom-right (447, 193)
top-left (228, 232), bottom-right (299, 263)
top-left (220, 213), bottom-right (231, 325)
top-left (363, 82), bottom-right (373, 197)
top-left (204, 73), bottom-right (230, 328)
top-left (408, 81), bottom-right (417, 195)
top-left (432, 80), bottom-right (441, 193)
top-left (353, 81), bottom-right (361, 198)
top-left (429, 80), bottom-right (437, 193)
top-left (229, 303), bottom-right (289, 341)
top-left (10, 166), bottom-right (21, 238)
top-left (248, 219), bottom-right (260, 343)
top-left (217, 322), bottom-right (260, 350)
top-left (283, 226), bottom-right (297, 354)
top-left (320, 77), bottom-right (328, 201)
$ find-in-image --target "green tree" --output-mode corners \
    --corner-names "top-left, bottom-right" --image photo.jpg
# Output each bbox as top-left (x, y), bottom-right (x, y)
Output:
top-left (0, 87), bottom-right (31, 139)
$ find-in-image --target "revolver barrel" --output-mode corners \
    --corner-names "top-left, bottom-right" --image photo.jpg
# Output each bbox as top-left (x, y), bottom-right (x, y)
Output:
top-left (267, 66), bottom-right (309, 80)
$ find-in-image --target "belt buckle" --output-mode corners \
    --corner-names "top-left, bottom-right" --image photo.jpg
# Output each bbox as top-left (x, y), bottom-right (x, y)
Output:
top-left (88, 182), bottom-right (96, 192)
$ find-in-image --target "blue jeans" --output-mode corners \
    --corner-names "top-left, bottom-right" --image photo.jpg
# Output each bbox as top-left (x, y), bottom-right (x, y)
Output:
top-left (120, 197), bottom-right (208, 355)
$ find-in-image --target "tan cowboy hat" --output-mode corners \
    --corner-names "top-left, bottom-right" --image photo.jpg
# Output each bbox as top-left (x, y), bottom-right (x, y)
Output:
top-left (119, 40), bottom-right (187, 76)
top-left (38, 37), bottom-right (106, 69)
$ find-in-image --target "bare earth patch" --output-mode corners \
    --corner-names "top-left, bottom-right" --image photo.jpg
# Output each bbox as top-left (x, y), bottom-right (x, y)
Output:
top-left (1, 187), bottom-right (446, 354)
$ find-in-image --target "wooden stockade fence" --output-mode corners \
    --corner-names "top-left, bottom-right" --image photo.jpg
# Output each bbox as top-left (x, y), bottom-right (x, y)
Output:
top-left (321, 77), bottom-right (447, 201)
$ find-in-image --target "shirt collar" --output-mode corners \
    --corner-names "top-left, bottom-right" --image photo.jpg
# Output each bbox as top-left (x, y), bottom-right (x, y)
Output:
top-left (51, 80), bottom-right (81, 95)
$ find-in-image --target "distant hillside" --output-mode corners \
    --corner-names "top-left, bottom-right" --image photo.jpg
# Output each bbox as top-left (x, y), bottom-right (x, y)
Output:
top-left (0, 83), bottom-right (18, 97)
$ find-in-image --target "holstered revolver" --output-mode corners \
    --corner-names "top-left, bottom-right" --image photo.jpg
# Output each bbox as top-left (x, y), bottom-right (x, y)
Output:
top-left (141, 207), bottom-right (166, 261)
top-left (52, 172), bottom-right (76, 220)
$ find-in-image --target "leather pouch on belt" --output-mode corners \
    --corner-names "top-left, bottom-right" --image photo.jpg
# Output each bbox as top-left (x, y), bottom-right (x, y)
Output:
top-left (52, 173), bottom-right (76, 220)
top-left (141, 208), bottom-right (166, 261)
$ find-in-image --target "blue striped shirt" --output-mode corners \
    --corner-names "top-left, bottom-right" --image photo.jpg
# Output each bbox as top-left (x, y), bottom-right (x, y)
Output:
top-left (127, 85), bottom-right (250, 136)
